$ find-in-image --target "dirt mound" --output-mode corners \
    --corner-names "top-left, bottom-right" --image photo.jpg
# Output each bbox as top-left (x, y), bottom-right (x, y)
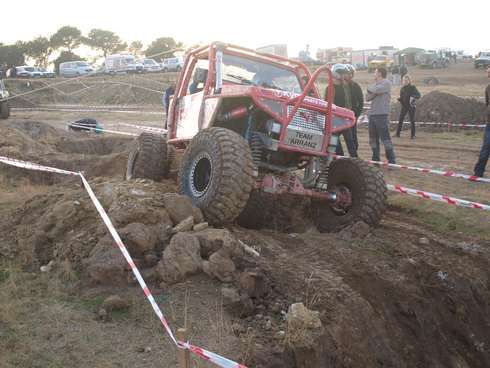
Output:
top-left (391, 91), bottom-right (487, 123)
top-left (0, 121), bottom-right (132, 185)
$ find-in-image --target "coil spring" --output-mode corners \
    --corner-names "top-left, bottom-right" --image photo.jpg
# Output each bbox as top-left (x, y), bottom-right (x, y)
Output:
top-left (317, 158), bottom-right (329, 190)
top-left (250, 133), bottom-right (263, 168)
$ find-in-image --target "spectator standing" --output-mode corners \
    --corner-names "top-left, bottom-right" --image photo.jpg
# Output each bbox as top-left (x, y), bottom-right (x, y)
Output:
top-left (163, 83), bottom-right (176, 128)
top-left (326, 64), bottom-right (357, 158)
top-left (366, 67), bottom-right (396, 163)
top-left (400, 63), bottom-right (408, 81)
top-left (391, 64), bottom-right (401, 86)
top-left (395, 75), bottom-right (421, 139)
top-left (473, 66), bottom-right (490, 177)
top-left (345, 64), bottom-right (363, 150)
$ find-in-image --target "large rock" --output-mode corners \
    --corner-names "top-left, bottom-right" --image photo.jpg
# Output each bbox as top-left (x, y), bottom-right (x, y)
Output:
top-left (156, 232), bottom-right (202, 284)
top-left (194, 228), bottom-right (240, 258)
top-left (172, 216), bottom-right (194, 234)
top-left (86, 247), bottom-right (127, 285)
top-left (120, 223), bottom-right (158, 256)
top-left (109, 201), bottom-right (172, 228)
top-left (162, 194), bottom-right (198, 225)
top-left (239, 270), bottom-right (270, 299)
top-left (202, 249), bottom-right (236, 283)
top-left (102, 295), bottom-right (131, 312)
top-left (285, 303), bottom-right (323, 349)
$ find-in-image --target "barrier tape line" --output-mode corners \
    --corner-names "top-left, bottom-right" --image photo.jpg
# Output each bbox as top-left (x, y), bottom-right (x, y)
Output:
top-left (67, 123), bottom-right (139, 137)
top-left (387, 184), bottom-right (490, 211)
top-left (333, 156), bottom-right (490, 184)
top-left (0, 156), bottom-right (247, 368)
top-left (120, 123), bottom-right (168, 134)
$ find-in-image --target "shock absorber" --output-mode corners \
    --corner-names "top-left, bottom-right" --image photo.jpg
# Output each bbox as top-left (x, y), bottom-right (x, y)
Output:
top-left (250, 132), bottom-right (263, 170)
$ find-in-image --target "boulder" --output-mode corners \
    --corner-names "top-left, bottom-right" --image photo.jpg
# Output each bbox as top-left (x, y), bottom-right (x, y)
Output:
top-left (120, 223), bottom-right (158, 256)
top-left (172, 216), bottom-right (194, 234)
top-left (239, 271), bottom-right (270, 299)
top-left (203, 249), bottom-right (236, 282)
top-left (86, 247), bottom-right (127, 285)
top-left (102, 295), bottom-right (131, 312)
top-left (162, 194), bottom-right (196, 225)
top-left (194, 228), bottom-right (240, 258)
top-left (156, 232), bottom-right (202, 284)
top-left (285, 303), bottom-right (323, 349)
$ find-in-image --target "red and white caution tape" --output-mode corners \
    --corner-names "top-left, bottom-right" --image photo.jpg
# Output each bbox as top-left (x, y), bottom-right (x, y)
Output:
top-left (67, 123), bottom-right (139, 137)
top-left (387, 184), bottom-right (490, 211)
top-left (0, 156), bottom-right (247, 368)
top-left (390, 121), bottom-right (487, 128)
top-left (120, 123), bottom-right (168, 134)
top-left (334, 155), bottom-right (490, 183)
top-left (0, 156), bottom-right (79, 176)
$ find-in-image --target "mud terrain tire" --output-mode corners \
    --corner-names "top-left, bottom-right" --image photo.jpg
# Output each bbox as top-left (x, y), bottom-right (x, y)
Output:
top-left (0, 101), bottom-right (9, 119)
top-left (312, 158), bottom-right (386, 232)
top-left (126, 132), bottom-right (169, 181)
top-left (179, 127), bottom-right (254, 226)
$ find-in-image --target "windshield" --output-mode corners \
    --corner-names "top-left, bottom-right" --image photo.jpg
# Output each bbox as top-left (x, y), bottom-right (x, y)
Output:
top-left (125, 57), bottom-right (135, 64)
top-left (77, 62), bottom-right (89, 67)
top-left (222, 53), bottom-right (301, 93)
top-left (25, 67), bottom-right (35, 72)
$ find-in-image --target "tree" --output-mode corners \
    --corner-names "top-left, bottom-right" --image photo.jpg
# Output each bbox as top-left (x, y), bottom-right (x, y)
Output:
top-left (85, 29), bottom-right (127, 57)
top-left (50, 26), bottom-right (82, 52)
top-left (145, 37), bottom-right (182, 61)
top-left (25, 37), bottom-right (52, 67)
top-left (0, 42), bottom-right (26, 67)
top-left (53, 51), bottom-right (84, 74)
top-left (129, 41), bottom-right (143, 56)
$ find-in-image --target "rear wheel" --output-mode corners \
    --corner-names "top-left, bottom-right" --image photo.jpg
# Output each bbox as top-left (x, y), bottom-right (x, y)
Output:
top-left (312, 158), bottom-right (387, 232)
top-left (126, 132), bottom-right (170, 181)
top-left (0, 101), bottom-right (9, 119)
top-left (178, 127), bottom-right (254, 226)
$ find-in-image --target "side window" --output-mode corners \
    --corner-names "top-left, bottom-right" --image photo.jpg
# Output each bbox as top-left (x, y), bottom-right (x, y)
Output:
top-left (187, 59), bottom-right (209, 95)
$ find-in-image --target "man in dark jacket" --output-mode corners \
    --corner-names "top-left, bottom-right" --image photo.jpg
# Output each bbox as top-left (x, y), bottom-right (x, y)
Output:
top-left (395, 75), bottom-right (421, 139)
top-left (473, 66), bottom-right (490, 177)
top-left (345, 64), bottom-right (363, 150)
top-left (326, 64), bottom-right (357, 158)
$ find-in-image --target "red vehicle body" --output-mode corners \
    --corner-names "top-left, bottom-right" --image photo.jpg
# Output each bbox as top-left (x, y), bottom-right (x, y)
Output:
top-left (127, 42), bottom-right (386, 231)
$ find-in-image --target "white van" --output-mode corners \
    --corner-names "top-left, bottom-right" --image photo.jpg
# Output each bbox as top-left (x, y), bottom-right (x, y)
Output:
top-left (104, 54), bottom-right (144, 74)
top-left (59, 61), bottom-right (94, 77)
top-left (162, 57), bottom-right (184, 72)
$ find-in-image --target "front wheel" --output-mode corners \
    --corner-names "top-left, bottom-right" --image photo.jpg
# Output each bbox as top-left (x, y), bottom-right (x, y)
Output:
top-left (178, 128), bottom-right (254, 226)
top-left (311, 158), bottom-right (387, 232)
top-left (0, 101), bottom-right (10, 119)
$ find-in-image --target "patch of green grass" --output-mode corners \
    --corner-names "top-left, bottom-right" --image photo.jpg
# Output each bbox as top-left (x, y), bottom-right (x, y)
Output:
top-left (390, 197), bottom-right (490, 240)
top-left (0, 269), bottom-right (9, 283)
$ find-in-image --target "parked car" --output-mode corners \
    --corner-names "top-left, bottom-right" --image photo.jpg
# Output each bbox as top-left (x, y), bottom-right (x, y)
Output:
top-left (104, 54), bottom-right (144, 74)
top-left (59, 61), bottom-right (94, 77)
top-left (140, 58), bottom-right (162, 73)
top-left (35, 67), bottom-right (55, 78)
top-left (474, 51), bottom-right (490, 69)
top-left (162, 57), bottom-right (183, 72)
top-left (16, 66), bottom-right (42, 78)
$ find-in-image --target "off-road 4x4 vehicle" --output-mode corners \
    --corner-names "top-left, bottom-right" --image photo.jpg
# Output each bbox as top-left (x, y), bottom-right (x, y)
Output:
top-left (127, 42), bottom-right (387, 231)
top-left (0, 79), bottom-right (10, 119)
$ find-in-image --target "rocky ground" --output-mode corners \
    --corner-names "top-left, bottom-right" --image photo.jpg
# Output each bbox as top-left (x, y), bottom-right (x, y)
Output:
top-left (0, 119), bottom-right (489, 368)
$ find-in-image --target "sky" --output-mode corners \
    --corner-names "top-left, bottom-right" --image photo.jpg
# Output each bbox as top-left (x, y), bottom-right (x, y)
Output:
top-left (1, 0), bottom-right (488, 57)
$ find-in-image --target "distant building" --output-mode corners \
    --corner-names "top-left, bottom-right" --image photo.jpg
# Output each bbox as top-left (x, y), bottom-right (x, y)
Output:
top-left (316, 47), bottom-right (352, 63)
top-left (256, 44), bottom-right (288, 58)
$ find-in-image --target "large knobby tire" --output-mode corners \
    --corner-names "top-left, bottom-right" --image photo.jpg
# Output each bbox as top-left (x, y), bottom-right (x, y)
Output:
top-left (312, 158), bottom-right (387, 232)
top-left (178, 127), bottom-right (254, 226)
top-left (126, 132), bottom-right (170, 181)
top-left (0, 101), bottom-right (10, 119)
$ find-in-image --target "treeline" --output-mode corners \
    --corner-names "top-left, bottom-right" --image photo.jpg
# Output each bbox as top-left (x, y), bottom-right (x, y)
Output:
top-left (0, 26), bottom-right (182, 70)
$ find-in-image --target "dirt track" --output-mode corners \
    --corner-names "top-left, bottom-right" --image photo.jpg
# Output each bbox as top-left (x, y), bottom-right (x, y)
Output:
top-left (1, 63), bottom-right (490, 367)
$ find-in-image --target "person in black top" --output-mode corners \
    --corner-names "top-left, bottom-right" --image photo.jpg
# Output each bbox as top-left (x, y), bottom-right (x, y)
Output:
top-left (395, 75), bottom-right (421, 139)
top-left (345, 64), bottom-right (363, 150)
top-left (473, 66), bottom-right (490, 177)
top-left (325, 64), bottom-right (357, 158)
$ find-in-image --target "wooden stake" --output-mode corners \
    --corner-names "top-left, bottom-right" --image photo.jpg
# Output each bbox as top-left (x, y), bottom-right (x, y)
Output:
top-left (177, 328), bottom-right (190, 368)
